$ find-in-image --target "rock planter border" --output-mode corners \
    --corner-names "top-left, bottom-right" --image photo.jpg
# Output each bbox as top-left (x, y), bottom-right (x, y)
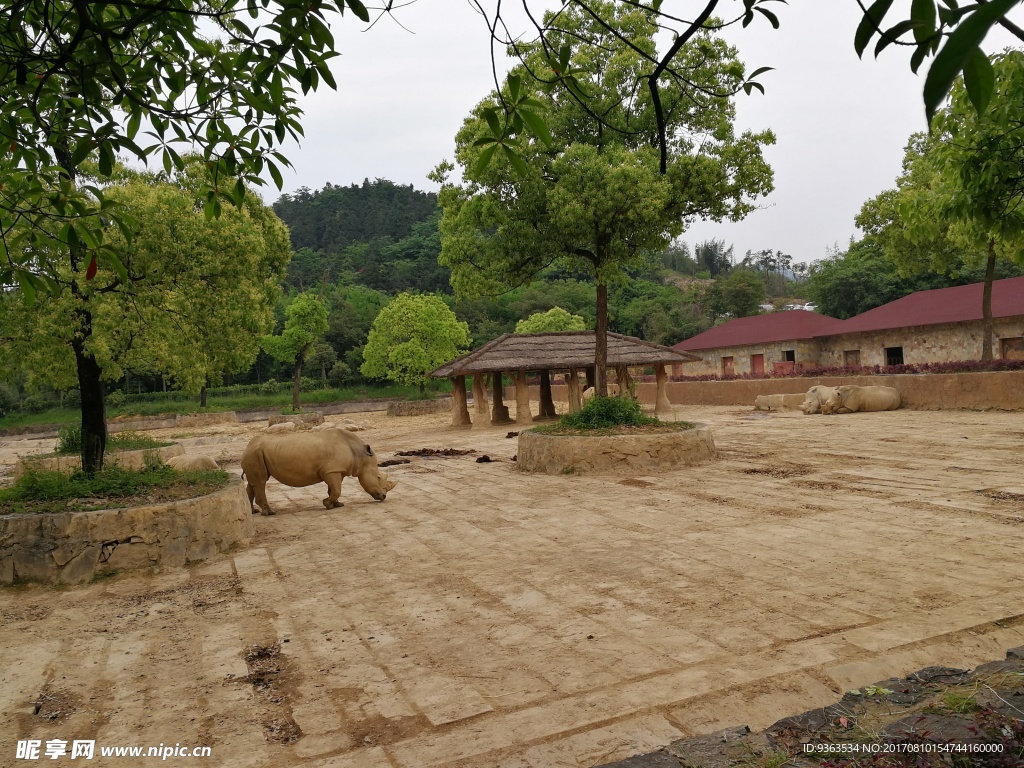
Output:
top-left (517, 423), bottom-right (716, 475)
top-left (13, 444), bottom-right (184, 480)
top-left (268, 412), bottom-right (324, 428)
top-left (0, 478), bottom-right (255, 584)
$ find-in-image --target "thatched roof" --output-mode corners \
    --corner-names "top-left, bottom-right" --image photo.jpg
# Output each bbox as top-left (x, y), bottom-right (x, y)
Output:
top-left (429, 331), bottom-right (700, 378)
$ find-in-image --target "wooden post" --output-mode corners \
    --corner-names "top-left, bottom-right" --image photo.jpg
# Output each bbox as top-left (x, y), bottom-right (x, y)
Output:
top-left (472, 374), bottom-right (489, 417)
top-left (565, 368), bottom-right (582, 413)
top-left (491, 372), bottom-right (513, 425)
top-left (450, 376), bottom-right (472, 428)
top-left (536, 370), bottom-right (557, 420)
top-left (654, 364), bottom-right (673, 417)
top-left (615, 365), bottom-right (632, 397)
top-left (511, 370), bottom-right (533, 424)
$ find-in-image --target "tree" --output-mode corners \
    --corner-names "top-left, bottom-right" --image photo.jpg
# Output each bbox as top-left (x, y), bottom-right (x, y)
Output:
top-left (436, 2), bottom-right (773, 395)
top-left (0, 165), bottom-right (290, 471)
top-left (860, 51), bottom-right (1024, 359)
top-left (308, 341), bottom-right (338, 388)
top-left (1, 0), bottom-right (368, 293)
top-left (361, 293), bottom-right (471, 391)
top-left (515, 307), bottom-right (587, 333)
top-left (695, 240), bottom-right (735, 277)
top-left (852, 0), bottom-right (1024, 121)
top-left (707, 269), bottom-right (766, 319)
top-left (262, 293), bottom-right (330, 411)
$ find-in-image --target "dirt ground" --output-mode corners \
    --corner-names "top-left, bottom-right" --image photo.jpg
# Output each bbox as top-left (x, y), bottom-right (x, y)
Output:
top-left (2, 404), bottom-right (1024, 768)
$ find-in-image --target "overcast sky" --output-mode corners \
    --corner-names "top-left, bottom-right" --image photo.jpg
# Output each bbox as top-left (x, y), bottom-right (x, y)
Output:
top-left (269, 1), bottom-right (1017, 267)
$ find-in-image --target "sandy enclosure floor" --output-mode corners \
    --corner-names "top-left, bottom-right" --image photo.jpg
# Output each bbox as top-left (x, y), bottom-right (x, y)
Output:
top-left (2, 405), bottom-right (1024, 767)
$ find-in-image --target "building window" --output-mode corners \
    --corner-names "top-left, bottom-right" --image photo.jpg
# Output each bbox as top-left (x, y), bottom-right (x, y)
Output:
top-left (783, 350), bottom-right (795, 362)
top-left (885, 346), bottom-right (904, 366)
top-left (1001, 337), bottom-right (1024, 360)
top-left (721, 356), bottom-right (734, 376)
top-left (844, 350), bottom-right (861, 366)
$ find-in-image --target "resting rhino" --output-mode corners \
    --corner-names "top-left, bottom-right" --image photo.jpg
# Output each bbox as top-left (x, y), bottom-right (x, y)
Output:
top-left (753, 394), bottom-right (806, 412)
top-left (822, 385), bottom-right (901, 414)
top-left (166, 454), bottom-right (219, 471)
top-left (581, 384), bottom-right (620, 402)
top-left (801, 385), bottom-right (838, 415)
top-left (240, 429), bottom-right (397, 516)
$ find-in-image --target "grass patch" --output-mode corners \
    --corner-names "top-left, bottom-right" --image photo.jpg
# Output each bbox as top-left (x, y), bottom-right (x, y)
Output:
top-left (54, 427), bottom-right (171, 455)
top-left (533, 396), bottom-right (695, 436)
top-left (0, 465), bottom-right (231, 515)
top-left (0, 383), bottom-right (451, 430)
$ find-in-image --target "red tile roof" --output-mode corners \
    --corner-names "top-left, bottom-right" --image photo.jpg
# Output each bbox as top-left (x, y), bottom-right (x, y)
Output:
top-left (827, 276), bottom-right (1024, 335)
top-left (672, 311), bottom-right (848, 352)
top-left (672, 277), bottom-right (1024, 353)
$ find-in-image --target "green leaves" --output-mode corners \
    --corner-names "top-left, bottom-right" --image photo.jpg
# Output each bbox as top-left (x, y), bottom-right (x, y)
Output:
top-left (923, 0), bottom-right (1019, 121)
top-left (853, 0), bottom-right (1021, 123)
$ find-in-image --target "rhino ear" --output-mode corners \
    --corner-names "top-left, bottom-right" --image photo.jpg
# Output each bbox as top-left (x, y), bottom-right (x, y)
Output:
top-left (365, 445), bottom-right (374, 456)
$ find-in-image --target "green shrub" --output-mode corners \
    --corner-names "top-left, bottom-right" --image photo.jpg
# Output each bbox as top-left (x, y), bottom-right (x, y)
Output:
top-left (106, 390), bottom-right (127, 409)
top-left (299, 376), bottom-right (319, 393)
top-left (55, 424), bottom-right (83, 455)
top-left (327, 361), bottom-right (352, 388)
top-left (21, 395), bottom-right (48, 414)
top-left (558, 396), bottom-right (660, 430)
top-left (259, 378), bottom-right (280, 395)
top-left (63, 388), bottom-right (81, 408)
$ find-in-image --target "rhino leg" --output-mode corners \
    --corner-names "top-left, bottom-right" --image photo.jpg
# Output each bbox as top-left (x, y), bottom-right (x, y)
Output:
top-left (250, 481), bottom-right (274, 516)
top-left (323, 473), bottom-right (345, 509)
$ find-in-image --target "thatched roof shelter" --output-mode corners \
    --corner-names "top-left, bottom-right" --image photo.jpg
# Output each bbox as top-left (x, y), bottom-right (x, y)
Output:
top-left (429, 331), bottom-right (699, 378)
top-left (430, 332), bottom-right (698, 429)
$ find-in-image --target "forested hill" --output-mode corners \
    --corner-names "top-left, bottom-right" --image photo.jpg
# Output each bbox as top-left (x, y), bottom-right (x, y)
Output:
top-left (273, 179), bottom-right (438, 253)
top-left (272, 179), bottom-right (446, 293)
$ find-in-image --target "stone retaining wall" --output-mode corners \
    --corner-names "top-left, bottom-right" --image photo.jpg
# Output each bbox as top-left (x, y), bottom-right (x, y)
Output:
top-left (13, 444), bottom-right (184, 480)
top-left (518, 423), bottom-right (716, 475)
top-left (511, 371), bottom-right (1024, 411)
top-left (0, 479), bottom-right (255, 584)
top-left (386, 399), bottom-right (452, 417)
top-left (650, 370), bottom-right (1024, 410)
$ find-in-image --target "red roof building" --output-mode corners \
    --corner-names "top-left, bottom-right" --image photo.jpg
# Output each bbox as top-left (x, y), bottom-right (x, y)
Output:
top-left (671, 277), bottom-right (1024, 376)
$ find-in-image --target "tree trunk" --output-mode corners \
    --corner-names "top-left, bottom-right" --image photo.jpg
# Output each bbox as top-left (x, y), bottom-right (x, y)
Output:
top-left (292, 361), bottom-right (302, 412)
top-left (200, 385), bottom-right (208, 408)
top-left (72, 316), bottom-right (106, 476)
top-left (594, 282), bottom-right (608, 396)
top-left (982, 238), bottom-right (996, 361)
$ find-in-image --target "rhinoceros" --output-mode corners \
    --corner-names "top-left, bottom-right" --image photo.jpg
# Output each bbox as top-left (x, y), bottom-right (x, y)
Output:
top-left (240, 429), bottom-right (397, 516)
top-left (801, 385), bottom-right (838, 415)
top-left (166, 454), bottom-right (219, 471)
top-left (822, 385), bottom-right (901, 414)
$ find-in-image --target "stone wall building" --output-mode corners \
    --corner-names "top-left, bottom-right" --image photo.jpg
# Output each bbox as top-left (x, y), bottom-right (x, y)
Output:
top-left (673, 277), bottom-right (1024, 375)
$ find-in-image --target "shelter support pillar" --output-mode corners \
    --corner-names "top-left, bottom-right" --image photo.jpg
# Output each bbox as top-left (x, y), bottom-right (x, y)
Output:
top-left (472, 374), bottom-right (489, 417)
top-left (491, 372), bottom-right (513, 425)
top-left (511, 370), bottom-right (533, 424)
top-left (450, 376), bottom-right (472, 428)
top-left (615, 365), bottom-right (632, 397)
top-left (565, 368), bottom-right (583, 413)
top-left (586, 367), bottom-right (595, 390)
top-left (535, 370), bottom-right (557, 420)
top-left (654, 364), bottom-right (673, 417)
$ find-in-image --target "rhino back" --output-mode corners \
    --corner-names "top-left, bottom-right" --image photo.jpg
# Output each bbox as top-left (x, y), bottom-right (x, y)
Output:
top-left (247, 432), bottom-right (366, 486)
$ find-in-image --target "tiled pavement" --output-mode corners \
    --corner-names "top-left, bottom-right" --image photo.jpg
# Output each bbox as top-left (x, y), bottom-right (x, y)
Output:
top-left (2, 406), bottom-right (1024, 767)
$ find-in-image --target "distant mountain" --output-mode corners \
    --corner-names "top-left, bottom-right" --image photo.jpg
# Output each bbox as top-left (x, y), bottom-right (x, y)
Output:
top-left (273, 179), bottom-right (439, 254)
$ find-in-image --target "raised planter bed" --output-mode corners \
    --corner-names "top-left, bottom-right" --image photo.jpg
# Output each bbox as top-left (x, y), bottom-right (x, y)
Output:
top-left (13, 444), bottom-right (184, 480)
top-left (386, 399), bottom-right (452, 417)
top-left (0, 478), bottom-right (255, 584)
top-left (517, 423), bottom-right (716, 475)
